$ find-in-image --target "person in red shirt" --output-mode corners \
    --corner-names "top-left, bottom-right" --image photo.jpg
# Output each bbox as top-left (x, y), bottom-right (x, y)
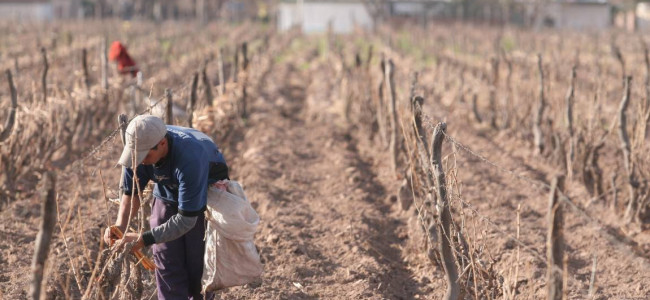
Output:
top-left (108, 41), bottom-right (139, 77)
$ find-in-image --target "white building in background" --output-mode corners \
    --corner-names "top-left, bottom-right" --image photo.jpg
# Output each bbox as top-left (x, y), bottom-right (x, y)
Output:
top-left (278, 0), bottom-right (373, 33)
top-left (0, 0), bottom-right (53, 21)
top-left (523, 0), bottom-right (611, 30)
top-left (51, 0), bottom-right (83, 19)
top-left (637, 3), bottom-right (650, 31)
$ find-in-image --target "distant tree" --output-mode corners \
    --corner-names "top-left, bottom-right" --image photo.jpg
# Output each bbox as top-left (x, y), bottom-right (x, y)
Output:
top-left (362, 0), bottom-right (390, 25)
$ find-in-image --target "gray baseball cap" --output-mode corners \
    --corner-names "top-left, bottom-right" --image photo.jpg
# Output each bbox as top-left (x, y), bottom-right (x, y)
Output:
top-left (118, 115), bottom-right (167, 168)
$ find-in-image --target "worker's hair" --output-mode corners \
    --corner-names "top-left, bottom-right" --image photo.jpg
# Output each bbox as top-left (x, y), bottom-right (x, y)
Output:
top-left (150, 133), bottom-right (170, 150)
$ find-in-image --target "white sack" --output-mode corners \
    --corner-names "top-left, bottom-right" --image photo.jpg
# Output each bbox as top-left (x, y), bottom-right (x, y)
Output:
top-left (202, 181), bottom-right (263, 292)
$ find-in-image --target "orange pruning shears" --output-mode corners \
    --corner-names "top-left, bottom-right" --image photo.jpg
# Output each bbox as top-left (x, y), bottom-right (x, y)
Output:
top-left (109, 226), bottom-right (157, 271)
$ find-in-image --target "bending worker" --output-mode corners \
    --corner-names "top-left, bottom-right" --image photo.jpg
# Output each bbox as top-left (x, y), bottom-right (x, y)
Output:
top-left (108, 41), bottom-right (139, 77)
top-left (104, 115), bottom-right (228, 299)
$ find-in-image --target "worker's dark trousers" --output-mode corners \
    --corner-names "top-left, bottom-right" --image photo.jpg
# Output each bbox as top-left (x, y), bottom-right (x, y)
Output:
top-left (150, 198), bottom-right (213, 300)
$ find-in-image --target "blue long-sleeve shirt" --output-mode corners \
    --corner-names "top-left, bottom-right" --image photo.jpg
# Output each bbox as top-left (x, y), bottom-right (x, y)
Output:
top-left (122, 126), bottom-right (228, 216)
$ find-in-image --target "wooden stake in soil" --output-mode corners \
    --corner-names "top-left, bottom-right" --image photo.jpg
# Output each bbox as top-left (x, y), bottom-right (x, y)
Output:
top-left (41, 47), bottom-right (48, 103)
top-left (619, 76), bottom-right (639, 222)
top-left (242, 42), bottom-right (249, 71)
top-left (187, 72), bottom-right (199, 128)
top-left (547, 175), bottom-right (565, 300)
top-left (409, 95), bottom-right (440, 255)
top-left (232, 46), bottom-right (239, 83)
top-left (385, 58), bottom-right (399, 176)
top-left (82, 48), bottom-right (90, 92)
top-left (30, 172), bottom-right (57, 300)
top-left (411, 96), bottom-right (431, 174)
top-left (240, 42), bottom-right (249, 119)
top-left (471, 93), bottom-right (482, 123)
top-left (241, 75), bottom-right (248, 119)
top-left (489, 57), bottom-right (499, 129)
top-left (565, 66), bottom-right (577, 180)
top-left (201, 60), bottom-right (213, 106)
top-left (431, 122), bottom-right (460, 300)
top-left (135, 71), bottom-right (143, 109)
top-left (588, 254), bottom-right (598, 299)
top-left (1, 69), bottom-right (17, 143)
top-left (641, 42), bottom-right (650, 144)
top-left (100, 38), bottom-right (108, 90)
top-left (118, 114), bottom-right (128, 199)
top-left (533, 54), bottom-right (546, 155)
top-left (165, 89), bottom-right (173, 125)
top-left (118, 114), bottom-right (128, 147)
top-left (217, 47), bottom-right (225, 97)
top-left (376, 57), bottom-right (388, 146)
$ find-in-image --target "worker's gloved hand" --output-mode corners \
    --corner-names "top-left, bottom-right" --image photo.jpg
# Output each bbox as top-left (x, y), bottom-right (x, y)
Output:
top-left (103, 226), bottom-right (124, 246)
top-left (119, 232), bottom-right (145, 253)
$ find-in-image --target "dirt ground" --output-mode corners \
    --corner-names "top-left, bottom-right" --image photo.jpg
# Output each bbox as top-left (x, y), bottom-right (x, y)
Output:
top-left (1, 29), bottom-right (650, 300)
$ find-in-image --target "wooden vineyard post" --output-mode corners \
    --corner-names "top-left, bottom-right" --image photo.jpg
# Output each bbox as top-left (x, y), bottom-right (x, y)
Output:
top-left (100, 38), bottom-right (108, 90)
top-left (232, 46), bottom-right (239, 83)
top-left (118, 114), bottom-right (128, 199)
top-left (41, 47), bottom-right (49, 103)
top-left (118, 114), bottom-right (128, 148)
top-left (619, 76), bottom-right (638, 222)
top-left (411, 96), bottom-right (430, 171)
top-left (588, 254), bottom-right (598, 299)
top-left (533, 54), bottom-right (546, 155)
top-left (411, 95), bottom-right (438, 239)
top-left (642, 43), bottom-right (650, 144)
top-left (82, 48), bottom-right (90, 92)
top-left (565, 66), bottom-right (576, 180)
top-left (489, 57), bottom-right (499, 128)
top-left (376, 57), bottom-right (388, 147)
top-left (338, 50), bottom-right (350, 123)
top-left (547, 175), bottom-right (565, 300)
top-left (165, 89), bottom-right (173, 125)
top-left (503, 51), bottom-right (513, 127)
top-left (30, 172), bottom-right (57, 300)
top-left (471, 93), bottom-right (482, 123)
top-left (409, 89), bottom-right (431, 183)
top-left (217, 47), bottom-right (225, 97)
top-left (385, 58), bottom-right (398, 176)
top-left (1, 69), bottom-right (17, 143)
top-left (201, 59), bottom-right (213, 106)
top-left (241, 42), bottom-right (249, 118)
top-left (242, 42), bottom-right (249, 71)
top-left (431, 122), bottom-right (460, 300)
top-left (136, 71), bottom-right (143, 109)
top-left (187, 72), bottom-right (199, 128)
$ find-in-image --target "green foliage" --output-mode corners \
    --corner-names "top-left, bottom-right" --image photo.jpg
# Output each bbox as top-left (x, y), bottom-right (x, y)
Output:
top-left (396, 32), bottom-right (413, 53)
top-left (248, 38), bottom-right (265, 55)
top-left (452, 42), bottom-right (462, 54)
top-left (158, 38), bottom-right (174, 62)
top-left (317, 35), bottom-right (329, 58)
top-left (423, 55), bottom-right (437, 68)
top-left (500, 35), bottom-right (517, 52)
top-left (354, 37), bottom-right (371, 52)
